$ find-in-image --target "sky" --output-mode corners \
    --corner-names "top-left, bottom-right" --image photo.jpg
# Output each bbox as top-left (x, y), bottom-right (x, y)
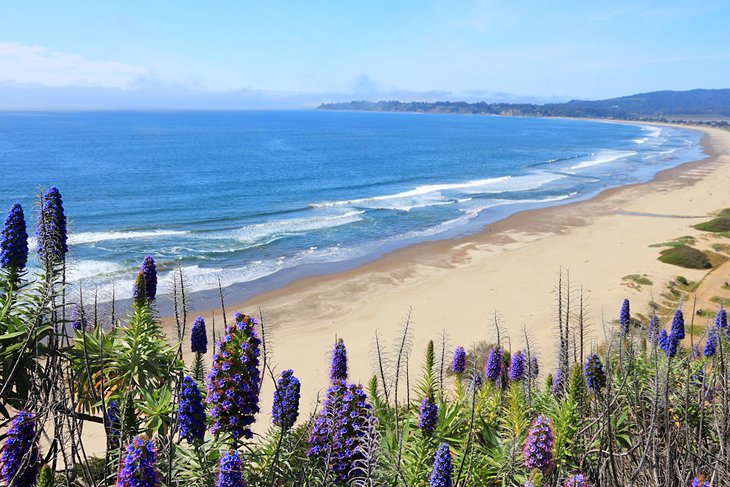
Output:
top-left (1, 0), bottom-right (729, 109)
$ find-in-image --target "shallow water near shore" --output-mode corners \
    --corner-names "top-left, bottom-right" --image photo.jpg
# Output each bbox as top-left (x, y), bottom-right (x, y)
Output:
top-left (0, 110), bottom-right (703, 303)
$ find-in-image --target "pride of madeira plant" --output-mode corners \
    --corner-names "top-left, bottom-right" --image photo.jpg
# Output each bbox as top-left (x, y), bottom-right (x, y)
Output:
top-left (1, 188), bottom-right (728, 486)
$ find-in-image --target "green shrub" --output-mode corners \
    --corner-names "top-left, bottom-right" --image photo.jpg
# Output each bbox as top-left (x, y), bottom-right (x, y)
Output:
top-left (658, 246), bottom-right (711, 269)
top-left (622, 274), bottom-right (653, 286)
top-left (695, 217), bottom-right (730, 233)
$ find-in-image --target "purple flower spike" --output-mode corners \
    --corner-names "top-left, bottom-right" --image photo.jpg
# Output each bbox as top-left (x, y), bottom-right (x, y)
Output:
top-left (660, 309), bottom-right (685, 357)
top-left (430, 443), bottom-right (452, 487)
top-left (107, 400), bottom-right (120, 439)
top-left (553, 367), bottom-right (565, 396)
top-left (0, 411), bottom-right (38, 487)
top-left (704, 329), bottom-right (718, 358)
top-left (691, 476), bottom-right (711, 487)
top-left (620, 298), bottom-right (630, 334)
top-left (0, 203), bottom-right (28, 280)
top-left (485, 345), bottom-right (502, 382)
top-left (191, 316), bottom-right (208, 354)
top-left (206, 313), bottom-right (261, 441)
top-left (330, 338), bottom-right (348, 384)
top-left (419, 397), bottom-right (439, 434)
top-left (216, 450), bottom-right (245, 487)
top-left (671, 309), bottom-right (685, 341)
top-left (509, 351), bottom-right (526, 381)
top-left (179, 376), bottom-right (206, 444)
top-left (116, 435), bottom-right (158, 487)
top-left (523, 415), bottom-right (555, 472)
top-left (140, 256), bottom-right (157, 301)
top-left (716, 309), bottom-right (727, 329)
top-left (307, 382), bottom-right (371, 483)
top-left (272, 369), bottom-right (301, 431)
top-left (451, 346), bottom-right (466, 374)
top-left (584, 354), bottom-right (606, 392)
top-left (36, 186), bottom-right (68, 263)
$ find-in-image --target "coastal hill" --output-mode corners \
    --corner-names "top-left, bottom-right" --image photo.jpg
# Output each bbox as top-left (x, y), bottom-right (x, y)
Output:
top-left (319, 88), bottom-right (730, 123)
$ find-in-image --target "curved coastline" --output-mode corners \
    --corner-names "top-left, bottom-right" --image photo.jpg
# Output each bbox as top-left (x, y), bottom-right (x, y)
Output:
top-left (157, 122), bottom-right (727, 439)
top-left (173, 120), bottom-right (711, 314)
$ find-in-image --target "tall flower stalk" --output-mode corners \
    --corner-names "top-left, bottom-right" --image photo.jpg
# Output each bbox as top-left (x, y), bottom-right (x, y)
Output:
top-left (430, 443), bottom-right (452, 487)
top-left (207, 313), bottom-right (261, 442)
top-left (191, 316), bottom-right (208, 383)
top-left (0, 203), bottom-right (28, 283)
top-left (272, 369), bottom-right (301, 431)
top-left (179, 376), bottom-right (207, 444)
top-left (523, 415), bottom-right (555, 472)
top-left (36, 186), bottom-right (68, 266)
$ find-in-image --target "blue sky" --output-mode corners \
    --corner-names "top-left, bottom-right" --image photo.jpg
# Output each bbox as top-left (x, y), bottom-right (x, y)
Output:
top-left (1, 0), bottom-right (729, 108)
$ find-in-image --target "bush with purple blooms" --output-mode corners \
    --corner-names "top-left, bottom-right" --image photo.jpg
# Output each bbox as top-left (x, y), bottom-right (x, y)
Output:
top-left (207, 313), bottom-right (262, 441)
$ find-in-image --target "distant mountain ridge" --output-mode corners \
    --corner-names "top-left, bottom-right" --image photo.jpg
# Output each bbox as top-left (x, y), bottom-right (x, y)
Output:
top-left (319, 89), bottom-right (730, 121)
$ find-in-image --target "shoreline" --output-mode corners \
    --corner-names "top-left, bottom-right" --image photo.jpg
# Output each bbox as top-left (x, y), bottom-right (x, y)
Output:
top-left (226, 121), bottom-right (718, 315)
top-left (161, 117), bottom-right (704, 315)
top-left (157, 123), bottom-right (730, 436)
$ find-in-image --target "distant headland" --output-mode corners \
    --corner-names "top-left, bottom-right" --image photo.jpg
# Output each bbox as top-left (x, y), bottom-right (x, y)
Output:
top-left (319, 88), bottom-right (730, 127)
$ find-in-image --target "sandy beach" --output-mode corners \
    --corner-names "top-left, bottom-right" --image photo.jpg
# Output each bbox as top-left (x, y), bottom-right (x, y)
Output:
top-left (59, 123), bottom-right (730, 454)
top-left (178, 123), bottom-right (728, 428)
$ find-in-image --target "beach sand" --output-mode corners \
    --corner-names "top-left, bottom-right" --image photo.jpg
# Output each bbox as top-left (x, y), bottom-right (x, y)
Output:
top-left (76, 124), bottom-right (730, 453)
top-left (216, 124), bottom-right (730, 428)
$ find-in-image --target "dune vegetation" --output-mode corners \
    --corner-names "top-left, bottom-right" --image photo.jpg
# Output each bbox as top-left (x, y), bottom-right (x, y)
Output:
top-left (1, 187), bottom-right (728, 487)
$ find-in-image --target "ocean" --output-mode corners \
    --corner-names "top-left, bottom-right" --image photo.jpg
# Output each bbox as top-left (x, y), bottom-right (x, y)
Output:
top-left (0, 110), bottom-right (704, 304)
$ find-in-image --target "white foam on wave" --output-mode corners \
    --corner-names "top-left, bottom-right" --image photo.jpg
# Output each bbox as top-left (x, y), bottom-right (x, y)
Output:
top-left (310, 173), bottom-right (565, 211)
top-left (28, 230), bottom-right (189, 248)
top-left (228, 210), bottom-right (365, 244)
top-left (63, 259), bottom-right (130, 284)
top-left (633, 138), bottom-right (648, 144)
top-left (639, 125), bottom-right (663, 138)
top-left (570, 150), bottom-right (637, 170)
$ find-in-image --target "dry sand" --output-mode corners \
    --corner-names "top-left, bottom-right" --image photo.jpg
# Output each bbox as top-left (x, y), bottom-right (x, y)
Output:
top-left (207, 124), bottom-right (730, 429)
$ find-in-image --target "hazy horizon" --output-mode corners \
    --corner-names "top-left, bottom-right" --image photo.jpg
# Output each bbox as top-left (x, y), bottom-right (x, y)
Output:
top-left (2, 1), bottom-right (729, 110)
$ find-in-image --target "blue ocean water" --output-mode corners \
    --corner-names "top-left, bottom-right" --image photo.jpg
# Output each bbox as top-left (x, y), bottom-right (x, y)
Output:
top-left (0, 111), bottom-right (704, 301)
